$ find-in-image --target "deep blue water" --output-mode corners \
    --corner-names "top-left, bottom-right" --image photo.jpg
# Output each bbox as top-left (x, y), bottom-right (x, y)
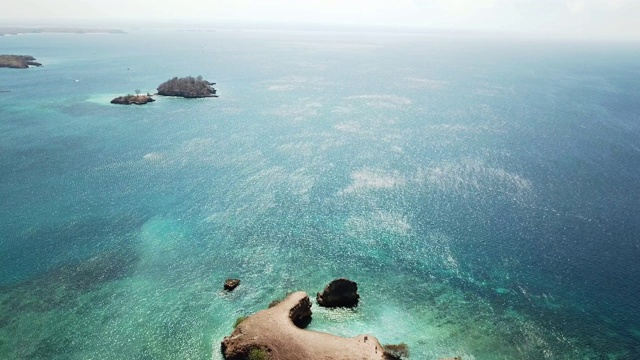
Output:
top-left (1, 29), bottom-right (640, 359)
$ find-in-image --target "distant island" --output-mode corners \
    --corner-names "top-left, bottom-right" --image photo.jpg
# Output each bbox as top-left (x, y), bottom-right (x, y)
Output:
top-left (111, 76), bottom-right (218, 105)
top-left (0, 27), bottom-right (125, 36)
top-left (157, 76), bottom-right (218, 98)
top-left (110, 94), bottom-right (155, 105)
top-left (0, 55), bottom-right (42, 69)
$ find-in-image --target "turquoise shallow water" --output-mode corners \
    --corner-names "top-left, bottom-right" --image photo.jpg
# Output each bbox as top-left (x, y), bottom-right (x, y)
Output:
top-left (1, 29), bottom-right (640, 359)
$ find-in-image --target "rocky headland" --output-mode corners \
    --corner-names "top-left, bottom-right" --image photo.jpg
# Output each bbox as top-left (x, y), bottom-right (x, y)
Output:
top-left (0, 55), bottom-right (42, 69)
top-left (221, 291), bottom-right (391, 360)
top-left (221, 278), bottom-right (461, 360)
top-left (110, 94), bottom-right (155, 105)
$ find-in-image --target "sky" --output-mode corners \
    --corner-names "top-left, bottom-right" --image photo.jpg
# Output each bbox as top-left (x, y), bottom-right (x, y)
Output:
top-left (2, 0), bottom-right (639, 39)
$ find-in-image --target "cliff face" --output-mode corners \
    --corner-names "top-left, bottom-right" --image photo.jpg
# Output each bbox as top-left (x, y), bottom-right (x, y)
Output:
top-left (221, 292), bottom-right (387, 360)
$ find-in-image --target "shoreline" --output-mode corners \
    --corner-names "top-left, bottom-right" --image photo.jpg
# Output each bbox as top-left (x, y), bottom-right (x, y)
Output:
top-left (222, 292), bottom-right (390, 360)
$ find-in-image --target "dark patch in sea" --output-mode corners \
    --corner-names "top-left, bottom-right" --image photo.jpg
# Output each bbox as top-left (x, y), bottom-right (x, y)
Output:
top-left (29, 335), bottom-right (75, 360)
top-left (1, 214), bottom-right (147, 285)
top-left (0, 248), bottom-right (139, 314)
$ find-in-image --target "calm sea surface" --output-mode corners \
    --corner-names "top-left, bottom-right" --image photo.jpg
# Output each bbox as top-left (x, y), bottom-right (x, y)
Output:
top-left (1, 29), bottom-right (640, 359)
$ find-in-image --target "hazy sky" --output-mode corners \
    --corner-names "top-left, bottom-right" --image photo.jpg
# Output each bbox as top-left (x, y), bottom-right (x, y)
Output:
top-left (2, 0), bottom-right (639, 39)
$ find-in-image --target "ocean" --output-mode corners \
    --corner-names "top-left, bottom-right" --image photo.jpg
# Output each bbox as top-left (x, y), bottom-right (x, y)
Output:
top-left (1, 28), bottom-right (639, 359)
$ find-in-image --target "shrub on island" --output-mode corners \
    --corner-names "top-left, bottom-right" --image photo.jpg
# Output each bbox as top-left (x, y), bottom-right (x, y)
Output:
top-left (383, 343), bottom-right (410, 360)
top-left (248, 348), bottom-right (269, 360)
top-left (233, 316), bottom-right (248, 329)
top-left (157, 75), bottom-right (217, 98)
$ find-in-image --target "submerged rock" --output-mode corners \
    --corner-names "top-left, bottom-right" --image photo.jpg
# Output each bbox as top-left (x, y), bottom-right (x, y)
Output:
top-left (316, 278), bottom-right (359, 308)
top-left (224, 279), bottom-right (241, 291)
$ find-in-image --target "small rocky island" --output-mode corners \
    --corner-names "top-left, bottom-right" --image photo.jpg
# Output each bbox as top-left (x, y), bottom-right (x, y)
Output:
top-left (221, 291), bottom-right (392, 360)
top-left (0, 55), bottom-right (42, 69)
top-left (110, 94), bottom-right (155, 105)
top-left (220, 279), bottom-right (426, 360)
top-left (157, 76), bottom-right (217, 98)
top-left (111, 76), bottom-right (218, 105)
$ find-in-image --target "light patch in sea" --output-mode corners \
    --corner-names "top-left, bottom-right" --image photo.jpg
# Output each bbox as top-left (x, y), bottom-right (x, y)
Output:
top-left (331, 105), bottom-right (355, 114)
top-left (268, 84), bottom-right (298, 91)
top-left (404, 77), bottom-right (448, 89)
top-left (340, 168), bottom-right (406, 195)
top-left (345, 211), bottom-right (412, 238)
top-left (181, 137), bottom-right (215, 153)
top-left (278, 141), bottom-right (316, 159)
top-left (142, 152), bottom-right (164, 162)
top-left (221, 107), bottom-right (245, 114)
top-left (207, 165), bottom-right (315, 221)
top-left (268, 100), bottom-right (322, 122)
top-left (347, 94), bottom-right (412, 109)
top-left (85, 93), bottom-right (124, 105)
top-left (333, 121), bottom-right (366, 134)
top-left (135, 217), bottom-right (190, 274)
top-left (263, 76), bottom-right (328, 92)
top-left (414, 231), bottom-right (464, 278)
top-left (415, 158), bottom-right (533, 201)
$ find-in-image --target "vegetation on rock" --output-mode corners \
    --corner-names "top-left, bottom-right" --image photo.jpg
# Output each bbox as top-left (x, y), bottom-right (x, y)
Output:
top-left (157, 75), bottom-right (217, 98)
top-left (233, 316), bottom-right (248, 328)
top-left (383, 343), bottom-right (410, 360)
top-left (248, 348), bottom-right (269, 360)
top-left (268, 298), bottom-right (283, 308)
top-left (225, 278), bottom-right (241, 291)
top-left (0, 55), bottom-right (42, 68)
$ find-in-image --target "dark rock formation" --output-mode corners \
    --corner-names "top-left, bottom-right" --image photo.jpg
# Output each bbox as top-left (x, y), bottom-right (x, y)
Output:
top-left (221, 292), bottom-right (385, 360)
top-left (224, 279), bottom-right (241, 291)
top-left (0, 55), bottom-right (42, 68)
top-left (316, 278), bottom-right (360, 308)
top-left (288, 294), bottom-right (312, 328)
top-left (156, 75), bottom-right (218, 98)
top-left (110, 94), bottom-right (155, 105)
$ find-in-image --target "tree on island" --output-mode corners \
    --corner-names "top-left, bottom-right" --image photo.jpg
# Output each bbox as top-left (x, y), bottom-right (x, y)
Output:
top-left (156, 75), bottom-right (217, 98)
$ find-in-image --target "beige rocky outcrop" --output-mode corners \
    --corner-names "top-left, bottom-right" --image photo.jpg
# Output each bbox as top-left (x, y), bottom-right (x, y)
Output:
top-left (221, 291), bottom-right (386, 360)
